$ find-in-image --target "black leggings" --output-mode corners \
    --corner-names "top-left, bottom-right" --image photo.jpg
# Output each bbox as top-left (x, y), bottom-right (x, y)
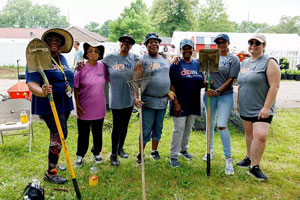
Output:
top-left (111, 106), bottom-right (133, 154)
top-left (76, 118), bottom-right (104, 157)
top-left (40, 112), bottom-right (70, 175)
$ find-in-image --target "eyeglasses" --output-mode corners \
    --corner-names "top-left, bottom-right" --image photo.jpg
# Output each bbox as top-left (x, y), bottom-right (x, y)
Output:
top-left (216, 40), bottom-right (227, 45)
top-left (87, 49), bottom-right (100, 54)
top-left (46, 37), bottom-right (62, 43)
top-left (248, 40), bottom-right (262, 46)
top-left (121, 39), bottom-right (132, 45)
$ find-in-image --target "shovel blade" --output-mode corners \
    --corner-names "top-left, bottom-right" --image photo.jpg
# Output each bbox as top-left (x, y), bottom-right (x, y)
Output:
top-left (199, 49), bottom-right (220, 72)
top-left (26, 38), bottom-right (52, 73)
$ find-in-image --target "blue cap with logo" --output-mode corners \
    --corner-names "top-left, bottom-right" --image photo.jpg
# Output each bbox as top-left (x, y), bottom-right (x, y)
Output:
top-left (180, 39), bottom-right (194, 49)
top-left (214, 33), bottom-right (230, 43)
top-left (144, 33), bottom-right (162, 45)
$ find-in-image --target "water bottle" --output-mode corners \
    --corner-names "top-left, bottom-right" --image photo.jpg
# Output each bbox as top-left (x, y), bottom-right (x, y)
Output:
top-left (20, 111), bottom-right (28, 124)
top-left (89, 167), bottom-right (98, 186)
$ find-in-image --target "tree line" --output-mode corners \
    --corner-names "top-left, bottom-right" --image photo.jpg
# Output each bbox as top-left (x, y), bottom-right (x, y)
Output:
top-left (1, 0), bottom-right (300, 44)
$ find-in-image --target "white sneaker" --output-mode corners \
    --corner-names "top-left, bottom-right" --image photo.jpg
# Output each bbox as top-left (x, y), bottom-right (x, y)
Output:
top-left (225, 157), bottom-right (234, 175)
top-left (202, 152), bottom-right (214, 161)
top-left (75, 156), bottom-right (83, 167)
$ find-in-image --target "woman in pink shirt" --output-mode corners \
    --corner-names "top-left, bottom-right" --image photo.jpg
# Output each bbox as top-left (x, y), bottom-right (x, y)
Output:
top-left (73, 43), bottom-right (107, 167)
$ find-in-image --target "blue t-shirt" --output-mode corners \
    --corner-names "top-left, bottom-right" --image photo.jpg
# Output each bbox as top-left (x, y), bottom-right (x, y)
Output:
top-left (169, 59), bottom-right (204, 116)
top-left (26, 55), bottom-right (74, 115)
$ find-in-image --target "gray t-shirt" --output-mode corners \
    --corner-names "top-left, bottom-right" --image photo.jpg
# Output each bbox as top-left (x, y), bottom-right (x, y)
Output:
top-left (210, 54), bottom-right (240, 95)
top-left (237, 54), bottom-right (276, 117)
top-left (102, 52), bottom-right (139, 109)
top-left (74, 49), bottom-right (83, 65)
top-left (141, 54), bottom-right (170, 109)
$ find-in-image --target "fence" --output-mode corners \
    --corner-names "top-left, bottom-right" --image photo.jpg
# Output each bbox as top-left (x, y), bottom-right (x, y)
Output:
top-left (267, 49), bottom-right (300, 69)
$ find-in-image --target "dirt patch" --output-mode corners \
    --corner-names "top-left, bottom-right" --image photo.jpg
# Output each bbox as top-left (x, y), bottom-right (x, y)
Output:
top-left (0, 68), bottom-right (25, 79)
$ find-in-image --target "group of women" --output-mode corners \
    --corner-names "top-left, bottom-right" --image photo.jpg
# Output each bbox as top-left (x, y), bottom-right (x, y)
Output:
top-left (25, 28), bottom-right (280, 184)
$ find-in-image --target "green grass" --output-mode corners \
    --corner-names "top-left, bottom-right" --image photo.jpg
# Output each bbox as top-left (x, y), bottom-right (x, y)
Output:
top-left (0, 109), bottom-right (300, 199)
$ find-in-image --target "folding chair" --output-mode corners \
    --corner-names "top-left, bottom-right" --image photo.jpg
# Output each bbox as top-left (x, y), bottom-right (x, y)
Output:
top-left (0, 99), bottom-right (33, 152)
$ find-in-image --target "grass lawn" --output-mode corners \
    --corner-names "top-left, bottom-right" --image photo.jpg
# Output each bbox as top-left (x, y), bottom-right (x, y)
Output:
top-left (0, 109), bottom-right (300, 199)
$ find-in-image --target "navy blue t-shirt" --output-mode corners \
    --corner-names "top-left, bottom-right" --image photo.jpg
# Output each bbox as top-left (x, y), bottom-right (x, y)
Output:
top-left (26, 55), bottom-right (74, 115)
top-left (169, 59), bottom-right (204, 116)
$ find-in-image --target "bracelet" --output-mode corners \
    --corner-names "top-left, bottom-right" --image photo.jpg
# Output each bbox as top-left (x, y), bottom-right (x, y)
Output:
top-left (216, 89), bottom-right (220, 96)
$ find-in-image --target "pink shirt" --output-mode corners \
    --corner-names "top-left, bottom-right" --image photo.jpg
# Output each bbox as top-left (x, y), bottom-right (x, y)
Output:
top-left (74, 62), bottom-right (108, 120)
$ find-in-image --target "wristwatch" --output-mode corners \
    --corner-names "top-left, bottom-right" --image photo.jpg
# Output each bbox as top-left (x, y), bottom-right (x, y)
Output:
top-left (215, 89), bottom-right (220, 96)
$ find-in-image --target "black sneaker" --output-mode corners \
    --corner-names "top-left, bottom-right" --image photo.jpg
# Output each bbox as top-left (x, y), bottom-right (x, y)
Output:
top-left (118, 149), bottom-right (129, 158)
top-left (94, 155), bottom-right (103, 164)
top-left (110, 154), bottom-right (119, 166)
top-left (150, 151), bottom-right (161, 160)
top-left (44, 173), bottom-right (67, 184)
top-left (57, 163), bottom-right (66, 171)
top-left (248, 165), bottom-right (268, 181)
top-left (136, 153), bottom-right (145, 165)
top-left (237, 156), bottom-right (251, 168)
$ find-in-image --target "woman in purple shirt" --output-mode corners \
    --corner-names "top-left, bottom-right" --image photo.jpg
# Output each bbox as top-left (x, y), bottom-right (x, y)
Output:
top-left (74, 43), bottom-right (107, 167)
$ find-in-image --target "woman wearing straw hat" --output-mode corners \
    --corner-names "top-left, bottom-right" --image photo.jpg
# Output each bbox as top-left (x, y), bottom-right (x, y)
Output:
top-left (237, 34), bottom-right (280, 181)
top-left (26, 28), bottom-right (74, 184)
top-left (74, 43), bottom-right (106, 168)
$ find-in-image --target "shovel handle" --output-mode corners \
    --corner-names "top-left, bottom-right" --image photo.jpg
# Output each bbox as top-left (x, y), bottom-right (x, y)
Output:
top-left (39, 69), bottom-right (82, 200)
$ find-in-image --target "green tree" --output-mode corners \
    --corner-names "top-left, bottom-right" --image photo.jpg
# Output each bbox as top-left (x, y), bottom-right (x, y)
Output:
top-left (150, 0), bottom-right (198, 36)
top-left (108, 0), bottom-right (153, 44)
top-left (196, 0), bottom-right (235, 32)
top-left (266, 16), bottom-right (300, 35)
top-left (0, 0), bottom-right (69, 28)
top-left (84, 22), bottom-right (101, 33)
top-left (236, 21), bottom-right (270, 33)
top-left (99, 20), bottom-right (111, 38)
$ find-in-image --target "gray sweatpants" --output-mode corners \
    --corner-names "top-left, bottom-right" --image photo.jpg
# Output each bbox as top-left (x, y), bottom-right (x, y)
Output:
top-left (170, 115), bottom-right (197, 159)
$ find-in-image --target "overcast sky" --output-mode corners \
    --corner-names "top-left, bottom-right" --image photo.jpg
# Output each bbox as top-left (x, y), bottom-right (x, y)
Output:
top-left (0, 0), bottom-right (299, 28)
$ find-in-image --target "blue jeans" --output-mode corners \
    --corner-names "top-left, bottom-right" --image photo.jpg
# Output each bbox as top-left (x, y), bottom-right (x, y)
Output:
top-left (203, 93), bottom-right (233, 157)
top-left (141, 106), bottom-right (167, 144)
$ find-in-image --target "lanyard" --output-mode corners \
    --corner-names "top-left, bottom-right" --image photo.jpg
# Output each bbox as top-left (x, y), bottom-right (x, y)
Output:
top-left (51, 56), bottom-right (67, 81)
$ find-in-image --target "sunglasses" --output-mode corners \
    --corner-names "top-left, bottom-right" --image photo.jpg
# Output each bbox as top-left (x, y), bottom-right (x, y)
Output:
top-left (248, 40), bottom-right (262, 46)
top-left (216, 40), bottom-right (227, 45)
top-left (87, 49), bottom-right (100, 54)
top-left (46, 37), bottom-right (62, 43)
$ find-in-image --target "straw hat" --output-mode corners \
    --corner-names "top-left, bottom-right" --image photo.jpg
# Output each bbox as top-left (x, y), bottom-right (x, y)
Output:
top-left (41, 28), bottom-right (73, 53)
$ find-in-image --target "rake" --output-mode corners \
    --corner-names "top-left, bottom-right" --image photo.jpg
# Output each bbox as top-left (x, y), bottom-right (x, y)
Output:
top-left (26, 38), bottom-right (82, 199)
top-left (120, 61), bottom-right (152, 200)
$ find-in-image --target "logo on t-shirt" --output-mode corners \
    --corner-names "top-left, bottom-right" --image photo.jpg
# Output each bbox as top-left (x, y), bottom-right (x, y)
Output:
top-left (112, 62), bottom-right (131, 70)
top-left (220, 60), bottom-right (230, 69)
top-left (97, 73), bottom-right (104, 77)
top-left (181, 68), bottom-right (198, 77)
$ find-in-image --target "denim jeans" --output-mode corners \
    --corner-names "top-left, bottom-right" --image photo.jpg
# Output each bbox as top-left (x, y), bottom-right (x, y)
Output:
top-left (203, 93), bottom-right (233, 157)
top-left (141, 106), bottom-right (167, 143)
top-left (170, 115), bottom-right (197, 159)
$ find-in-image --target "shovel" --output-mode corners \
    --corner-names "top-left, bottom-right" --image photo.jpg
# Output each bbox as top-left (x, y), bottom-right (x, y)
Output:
top-left (199, 49), bottom-right (219, 176)
top-left (26, 38), bottom-right (82, 200)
